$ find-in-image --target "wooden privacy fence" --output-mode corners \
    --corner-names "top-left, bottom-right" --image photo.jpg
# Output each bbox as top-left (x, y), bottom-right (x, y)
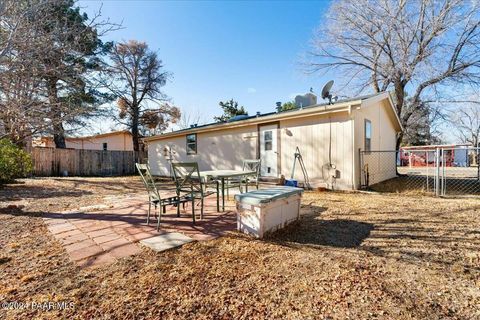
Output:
top-left (31, 147), bottom-right (147, 177)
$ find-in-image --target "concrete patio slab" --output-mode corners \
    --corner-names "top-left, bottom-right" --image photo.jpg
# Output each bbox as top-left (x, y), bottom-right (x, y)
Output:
top-left (140, 232), bottom-right (194, 252)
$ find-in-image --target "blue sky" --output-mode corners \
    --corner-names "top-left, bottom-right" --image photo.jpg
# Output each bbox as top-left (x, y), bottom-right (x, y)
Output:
top-left (78, 0), bottom-right (331, 132)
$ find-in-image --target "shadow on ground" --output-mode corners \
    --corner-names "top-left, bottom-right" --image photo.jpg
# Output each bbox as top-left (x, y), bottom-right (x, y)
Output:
top-left (0, 185), bottom-right (93, 201)
top-left (370, 175), bottom-right (480, 195)
top-left (267, 204), bottom-right (374, 248)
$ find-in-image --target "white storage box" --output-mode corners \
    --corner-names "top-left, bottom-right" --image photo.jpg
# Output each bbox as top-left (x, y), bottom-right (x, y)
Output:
top-left (234, 186), bottom-right (303, 238)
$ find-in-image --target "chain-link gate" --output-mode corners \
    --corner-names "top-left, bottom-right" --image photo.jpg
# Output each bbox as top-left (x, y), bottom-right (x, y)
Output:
top-left (360, 147), bottom-right (480, 196)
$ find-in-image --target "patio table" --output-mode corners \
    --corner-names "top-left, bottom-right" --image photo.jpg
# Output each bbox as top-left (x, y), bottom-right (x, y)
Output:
top-left (199, 170), bottom-right (257, 211)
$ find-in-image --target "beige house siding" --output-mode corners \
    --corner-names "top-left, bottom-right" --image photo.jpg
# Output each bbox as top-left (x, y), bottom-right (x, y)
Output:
top-left (35, 132), bottom-right (134, 151)
top-left (148, 113), bottom-right (356, 189)
top-left (145, 93), bottom-right (401, 190)
top-left (66, 133), bottom-right (133, 151)
top-left (353, 99), bottom-right (398, 186)
top-left (148, 125), bottom-right (258, 176)
top-left (279, 111), bottom-right (355, 190)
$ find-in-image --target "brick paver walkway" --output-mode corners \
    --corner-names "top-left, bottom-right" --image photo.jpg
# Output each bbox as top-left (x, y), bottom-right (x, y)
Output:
top-left (43, 195), bottom-right (237, 268)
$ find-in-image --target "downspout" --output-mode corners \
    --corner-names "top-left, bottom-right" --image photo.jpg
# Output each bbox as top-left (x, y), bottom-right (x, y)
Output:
top-left (349, 105), bottom-right (356, 190)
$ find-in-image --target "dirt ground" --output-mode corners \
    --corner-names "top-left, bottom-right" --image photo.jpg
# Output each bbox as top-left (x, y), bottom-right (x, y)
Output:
top-left (0, 177), bottom-right (479, 319)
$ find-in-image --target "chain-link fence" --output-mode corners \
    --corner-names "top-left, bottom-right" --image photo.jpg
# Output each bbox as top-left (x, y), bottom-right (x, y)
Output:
top-left (360, 147), bottom-right (480, 196)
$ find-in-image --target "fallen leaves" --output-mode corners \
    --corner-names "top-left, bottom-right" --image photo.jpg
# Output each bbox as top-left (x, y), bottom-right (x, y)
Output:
top-left (0, 178), bottom-right (479, 319)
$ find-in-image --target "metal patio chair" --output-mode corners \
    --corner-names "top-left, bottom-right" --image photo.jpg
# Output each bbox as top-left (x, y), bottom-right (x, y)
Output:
top-left (225, 159), bottom-right (262, 197)
top-left (242, 159), bottom-right (261, 190)
top-left (136, 163), bottom-right (188, 231)
top-left (171, 162), bottom-right (219, 223)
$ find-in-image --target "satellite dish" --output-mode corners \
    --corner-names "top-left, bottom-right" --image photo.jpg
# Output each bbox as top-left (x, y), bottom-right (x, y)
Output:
top-left (321, 80), bottom-right (334, 104)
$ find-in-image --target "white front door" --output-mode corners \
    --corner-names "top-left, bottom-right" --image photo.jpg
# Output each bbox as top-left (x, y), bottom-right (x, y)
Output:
top-left (259, 124), bottom-right (278, 177)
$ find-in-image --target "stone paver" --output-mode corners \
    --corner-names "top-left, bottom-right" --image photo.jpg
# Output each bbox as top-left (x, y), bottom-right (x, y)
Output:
top-left (47, 222), bottom-right (77, 235)
top-left (85, 228), bottom-right (116, 239)
top-left (59, 233), bottom-right (90, 246)
top-left (93, 233), bottom-right (122, 244)
top-left (64, 239), bottom-right (97, 252)
top-left (77, 252), bottom-right (116, 268)
top-left (107, 243), bottom-right (142, 259)
top-left (68, 245), bottom-right (104, 261)
top-left (43, 194), bottom-right (237, 268)
top-left (140, 232), bottom-right (194, 252)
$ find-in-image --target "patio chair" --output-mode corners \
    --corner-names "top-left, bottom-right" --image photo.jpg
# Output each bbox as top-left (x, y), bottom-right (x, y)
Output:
top-left (242, 159), bottom-right (261, 190)
top-left (171, 162), bottom-right (219, 223)
top-left (135, 163), bottom-right (188, 231)
top-left (225, 159), bottom-right (262, 197)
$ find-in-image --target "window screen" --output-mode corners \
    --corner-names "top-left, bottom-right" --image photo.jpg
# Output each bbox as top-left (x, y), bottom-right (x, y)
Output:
top-left (365, 119), bottom-right (372, 151)
top-left (264, 131), bottom-right (272, 151)
top-left (186, 134), bottom-right (197, 155)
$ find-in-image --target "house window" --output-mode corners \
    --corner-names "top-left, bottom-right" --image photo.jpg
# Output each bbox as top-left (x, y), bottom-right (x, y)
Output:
top-left (186, 134), bottom-right (197, 155)
top-left (264, 131), bottom-right (272, 151)
top-left (103, 142), bottom-right (108, 151)
top-left (364, 119), bottom-right (372, 152)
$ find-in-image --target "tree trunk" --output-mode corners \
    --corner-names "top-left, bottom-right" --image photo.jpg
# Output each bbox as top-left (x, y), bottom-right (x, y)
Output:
top-left (131, 104), bottom-right (140, 164)
top-left (47, 78), bottom-right (66, 148)
top-left (393, 79), bottom-right (407, 176)
top-left (393, 79), bottom-right (406, 150)
top-left (131, 125), bottom-right (139, 152)
top-left (53, 120), bottom-right (66, 149)
top-left (396, 132), bottom-right (403, 150)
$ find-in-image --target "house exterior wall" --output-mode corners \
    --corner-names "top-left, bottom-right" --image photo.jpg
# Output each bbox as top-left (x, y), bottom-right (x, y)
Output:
top-left (67, 133), bottom-right (133, 151)
top-left (146, 96), bottom-right (400, 190)
top-left (36, 133), bottom-right (134, 151)
top-left (353, 99), bottom-right (398, 187)
top-left (148, 125), bottom-right (258, 176)
top-left (279, 111), bottom-right (355, 190)
top-left (148, 113), bottom-right (356, 190)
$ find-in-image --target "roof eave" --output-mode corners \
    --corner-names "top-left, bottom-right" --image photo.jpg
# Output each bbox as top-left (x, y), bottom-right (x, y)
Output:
top-left (144, 100), bottom-right (360, 142)
top-left (360, 92), bottom-right (403, 132)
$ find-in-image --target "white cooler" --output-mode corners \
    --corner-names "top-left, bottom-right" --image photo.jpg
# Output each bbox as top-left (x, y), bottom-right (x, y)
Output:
top-left (234, 186), bottom-right (304, 238)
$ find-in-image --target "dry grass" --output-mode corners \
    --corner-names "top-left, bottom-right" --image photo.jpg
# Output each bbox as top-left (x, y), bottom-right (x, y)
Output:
top-left (0, 177), bottom-right (479, 319)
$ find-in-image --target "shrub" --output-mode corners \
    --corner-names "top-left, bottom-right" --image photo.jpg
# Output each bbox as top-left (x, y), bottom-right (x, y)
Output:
top-left (0, 139), bottom-right (33, 184)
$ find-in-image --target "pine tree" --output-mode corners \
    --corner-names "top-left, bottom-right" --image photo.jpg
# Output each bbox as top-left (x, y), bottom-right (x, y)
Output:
top-left (214, 99), bottom-right (247, 122)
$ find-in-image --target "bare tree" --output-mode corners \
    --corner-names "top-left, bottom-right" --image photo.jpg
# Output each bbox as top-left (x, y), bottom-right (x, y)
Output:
top-left (308, 0), bottom-right (480, 147)
top-left (0, 1), bottom-right (35, 59)
top-left (0, 0), bottom-right (119, 147)
top-left (0, 1), bottom-right (50, 144)
top-left (450, 104), bottom-right (480, 147)
top-left (0, 1), bottom-right (20, 59)
top-left (34, 0), bottom-right (114, 148)
top-left (105, 40), bottom-right (180, 152)
top-left (177, 109), bottom-right (206, 130)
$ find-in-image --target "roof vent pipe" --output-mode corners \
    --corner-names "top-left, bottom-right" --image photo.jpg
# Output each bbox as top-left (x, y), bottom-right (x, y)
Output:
top-left (256, 111), bottom-right (261, 117)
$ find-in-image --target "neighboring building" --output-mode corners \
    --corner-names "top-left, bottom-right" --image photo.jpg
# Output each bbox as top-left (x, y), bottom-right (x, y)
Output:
top-left (144, 92), bottom-right (402, 190)
top-left (400, 144), bottom-right (471, 167)
top-left (33, 130), bottom-right (134, 151)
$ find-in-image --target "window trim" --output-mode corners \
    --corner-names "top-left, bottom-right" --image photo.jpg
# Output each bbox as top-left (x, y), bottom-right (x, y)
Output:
top-left (186, 133), bottom-right (197, 155)
top-left (364, 119), bottom-right (372, 152)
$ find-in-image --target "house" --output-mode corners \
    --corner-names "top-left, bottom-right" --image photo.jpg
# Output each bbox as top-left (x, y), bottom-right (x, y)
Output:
top-left (33, 130), bottom-right (135, 151)
top-left (144, 92), bottom-right (402, 190)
